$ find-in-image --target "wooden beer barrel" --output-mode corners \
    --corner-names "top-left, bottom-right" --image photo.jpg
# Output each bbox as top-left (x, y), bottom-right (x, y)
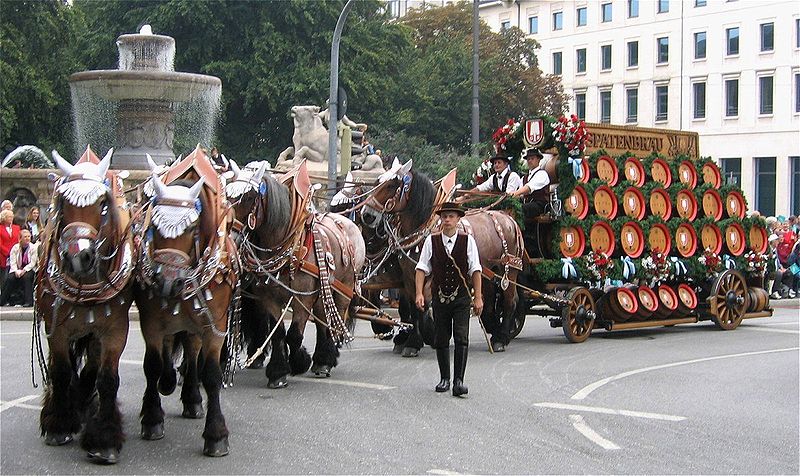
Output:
top-left (678, 160), bottom-right (698, 189)
top-left (623, 156), bottom-right (646, 187)
top-left (675, 284), bottom-right (698, 315)
top-left (651, 158), bottom-right (673, 187)
top-left (748, 224), bottom-right (768, 253)
top-left (675, 189), bottom-right (698, 220)
top-left (596, 155), bottom-right (619, 186)
top-left (701, 161), bottom-right (722, 188)
top-left (649, 188), bottom-right (673, 219)
top-left (648, 223), bottom-right (672, 254)
top-left (620, 221), bottom-right (645, 258)
top-left (589, 221), bottom-right (616, 256)
top-left (746, 287), bottom-right (769, 313)
top-left (675, 222), bottom-right (698, 257)
top-left (598, 287), bottom-right (639, 322)
top-left (564, 185), bottom-right (590, 219)
top-left (653, 285), bottom-right (679, 319)
top-left (593, 185), bottom-right (619, 219)
top-left (636, 285), bottom-right (659, 320)
top-left (724, 221), bottom-right (747, 256)
top-left (724, 190), bottom-right (746, 219)
top-left (701, 189), bottom-right (724, 220)
top-left (622, 186), bottom-right (646, 220)
top-left (573, 158), bottom-right (591, 184)
top-left (700, 223), bottom-right (723, 254)
top-left (559, 225), bottom-right (586, 258)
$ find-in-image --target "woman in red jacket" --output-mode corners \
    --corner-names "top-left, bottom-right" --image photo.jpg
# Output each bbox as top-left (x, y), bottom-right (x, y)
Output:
top-left (0, 209), bottom-right (21, 290)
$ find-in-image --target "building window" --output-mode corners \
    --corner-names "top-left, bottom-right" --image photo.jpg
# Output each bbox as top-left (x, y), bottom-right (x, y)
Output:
top-left (725, 78), bottom-right (739, 117)
top-left (602, 3), bottom-right (612, 22)
top-left (628, 0), bottom-right (639, 18)
top-left (720, 158), bottom-right (741, 187)
top-left (576, 48), bottom-right (587, 73)
top-left (760, 23), bottom-right (774, 52)
top-left (755, 157), bottom-right (776, 216)
top-left (694, 32), bottom-right (706, 59)
top-left (657, 37), bottom-right (669, 63)
top-left (552, 52), bottom-right (562, 75)
top-left (726, 27), bottom-right (740, 55)
top-left (658, 0), bottom-right (669, 13)
top-left (792, 157), bottom-right (800, 215)
top-left (601, 45), bottom-right (612, 70)
top-left (759, 76), bottom-right (773, 115)
top-left (695, 0), bottom-right (707, 6)
top-left (501, 20), bottom-right (511, 31)
top-left (529, 16), bottom-right (538, 34)
top-left (796, 73), bottom-right (800, 113)
top-left (553, 11), bottom-right (563, 31)
top-left (626, 88), bottom-right (638, 123)
top-left (693, 82), bottom-right (706, 119)
top-left (797, 19), bottom-right (800, 48)
top-left (655, 85), bottom-right (668, 121)
top-left (575, 92), bottom-right (586, 120)
top-left (600, 90), bottom-right (612, 123)
top-left (577, 7), bottom-right (587, 27)
top-left (627, 41), bottom-right (638, 67)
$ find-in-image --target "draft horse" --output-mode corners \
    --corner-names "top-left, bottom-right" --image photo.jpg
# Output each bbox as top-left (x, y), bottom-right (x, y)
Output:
top-left (36, 146), bottom-right (135, 464)
top-left (227, 160), bottom-right (365, 389)
top-left (134, 148), bottom-right (238, 457)
top-left (361, 159), bottom-right (524, 354)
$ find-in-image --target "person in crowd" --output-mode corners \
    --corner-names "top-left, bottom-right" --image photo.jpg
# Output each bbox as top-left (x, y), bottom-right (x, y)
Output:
top-left (0, 229), bottom-right (37, 307)
top-left (0, 209), bottom-right (21, 290)
top-left (786, 236), bottom-right (800, 296)
top-left (768, 233), bottom-right (796, 299)
top-left (210, 147), bottom-right (228, 170)
top-left (1, 200), bottom-right (12, 212)
top-left (415, 202), bottom-right (483, 397)
top-left (467, 154), bottom-right (522, 195)
top-left (25, 207), bottom-right (43, 243)
top-left (362, 137), bottom-right (376, 156)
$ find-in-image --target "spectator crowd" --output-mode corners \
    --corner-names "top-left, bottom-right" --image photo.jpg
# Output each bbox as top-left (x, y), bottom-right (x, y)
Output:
top-left (766, 215), bottom-right (800, 300)
top-left (0, 200), bottom-right (40, 307)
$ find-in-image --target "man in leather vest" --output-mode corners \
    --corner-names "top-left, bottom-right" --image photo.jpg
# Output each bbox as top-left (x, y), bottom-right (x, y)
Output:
top-left (512, 148), bottom-right (551, 217)
top-left (415, 203), bottom-right (483, 397)
top-left (470, 154), bottom-right (522, 194)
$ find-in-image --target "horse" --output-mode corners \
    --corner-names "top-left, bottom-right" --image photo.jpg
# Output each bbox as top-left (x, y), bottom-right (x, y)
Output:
top-left (360, 159), bottom-right (524, 354)
top-left (227, 160), bottom-right (366, 389)
top-left (35, 146), bottom-right (136, 464)
top-left (134, 148), bottom-right (238, 457)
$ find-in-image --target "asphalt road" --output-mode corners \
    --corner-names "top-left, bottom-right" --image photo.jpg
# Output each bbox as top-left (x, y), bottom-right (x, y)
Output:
top-left (1, 303), bottom-right (798, 475)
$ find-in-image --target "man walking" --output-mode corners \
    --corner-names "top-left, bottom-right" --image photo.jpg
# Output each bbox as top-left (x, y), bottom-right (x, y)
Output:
top-left (415, 203), bottom-right (483, 397)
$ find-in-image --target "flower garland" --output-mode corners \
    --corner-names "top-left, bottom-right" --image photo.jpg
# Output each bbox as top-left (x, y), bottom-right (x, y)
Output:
top-left (641, 250), bottom-right (671, 285)
top-left (697, 247), bottom-right (723, 278)
top-left (472, 158), bottom-right (493, 186)
top-left (743, 251), bottom-right (768, 277)
top-left (551, 115), bottom-right (590, 158)
top-left (491, 118), bottom-right (524, 159)
top-left (585, 251), bottom-right (614, 281)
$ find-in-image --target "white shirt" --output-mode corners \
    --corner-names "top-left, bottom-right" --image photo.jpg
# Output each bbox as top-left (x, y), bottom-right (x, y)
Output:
top-left (475, 167), bottom-right (522, 193)
top-left (415, 231), bottom-right (482, 276)
top-left (522, 165), bottom-right (550, 192)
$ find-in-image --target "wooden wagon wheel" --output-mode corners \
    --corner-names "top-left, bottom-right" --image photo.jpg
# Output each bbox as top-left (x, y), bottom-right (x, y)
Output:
top-left (562, 287), bottom-right (595, 343)
top-left (710, 269), bottom-right (749, 330)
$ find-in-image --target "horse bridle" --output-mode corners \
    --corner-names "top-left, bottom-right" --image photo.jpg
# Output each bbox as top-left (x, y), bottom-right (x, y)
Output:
top-left (365, 174), bottom-right (413, 213)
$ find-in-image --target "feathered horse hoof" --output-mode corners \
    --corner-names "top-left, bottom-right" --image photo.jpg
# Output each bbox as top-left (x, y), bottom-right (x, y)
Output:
top-left (203, 436), bottom-right (229, 457)
top-left (267, 376), bottom-right (288, 389)
top-left (401, 347), bottom-right (419, 358)
top-left (311, 363), bottom-right (331, 377)
top-left (140, 422), bottom-right (164, 440)
top-left (182, 402), bottom-right (204, 419)
top-left (87, 447), bottom-right (119, 465)
top-left (44, 432), bottom-right (73, 446)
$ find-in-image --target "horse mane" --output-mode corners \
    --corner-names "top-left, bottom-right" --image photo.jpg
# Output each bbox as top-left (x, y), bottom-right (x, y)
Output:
top-left (400, 170), bottom-right (435, 231)
top-left (260, 173), bottom-right (292, 242)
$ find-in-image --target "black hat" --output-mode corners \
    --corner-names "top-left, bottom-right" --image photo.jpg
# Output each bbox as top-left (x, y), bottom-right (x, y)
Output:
top-left (524, 148), bottom-right (543, 160)
top-left (436, 202), bottom-right (466, 217)
top-left (490, 154), bottom-right (512, 163)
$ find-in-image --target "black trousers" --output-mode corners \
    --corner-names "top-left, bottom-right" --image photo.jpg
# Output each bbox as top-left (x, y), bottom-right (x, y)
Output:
top-left (431, 294), bottom-right (471, 349)
top-left (522, 200), bottom-right (547, 219)
top-left (0, 270), bottom-right (33, 306)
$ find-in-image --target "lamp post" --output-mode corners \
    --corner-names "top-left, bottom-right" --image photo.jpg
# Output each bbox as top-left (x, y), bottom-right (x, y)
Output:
top-left (471, 0), bottom-right (480, 147)
top-left (327, 0), bottom-right (356, 204)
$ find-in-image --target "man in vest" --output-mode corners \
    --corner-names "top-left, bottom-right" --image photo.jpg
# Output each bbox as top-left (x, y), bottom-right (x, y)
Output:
top-left (0, 229), bottom-right (38, 306)
top-left (470, 154), bottom-right (522, 194)
top-left (512, 148), bottom-right (551, 217)
top-left (415, 202), bottom-right (483, 397)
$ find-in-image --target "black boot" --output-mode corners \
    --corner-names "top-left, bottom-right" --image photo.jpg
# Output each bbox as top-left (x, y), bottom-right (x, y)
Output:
top-left (435, 347), bottom-right (450, 392)
top-left (452, 344), bottom-right (468, 397)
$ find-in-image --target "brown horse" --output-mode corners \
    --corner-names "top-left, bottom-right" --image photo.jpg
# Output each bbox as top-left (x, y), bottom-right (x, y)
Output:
top-left (36, 146), bottom-right (135, 464)
top-left (361, 160), bottom-right (524, 353)
top-left (227, 160), bottom-right (365, 389)
top-left (134, 148), bottom-right (238, 457)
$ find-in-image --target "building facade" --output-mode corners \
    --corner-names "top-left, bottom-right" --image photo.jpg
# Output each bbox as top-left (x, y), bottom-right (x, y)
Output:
top-left (471, 0), bottom-right (800, 217)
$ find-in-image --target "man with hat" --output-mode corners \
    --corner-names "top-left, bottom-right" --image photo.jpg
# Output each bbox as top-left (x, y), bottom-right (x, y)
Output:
top-left (511, 147), bottom-right (551, 218)
top-left (415, 202), bottom-right (483, 397)
top-left (470, 153), bottom-right (522, 194)
top-left (767, 233), bottom-right (796, 299)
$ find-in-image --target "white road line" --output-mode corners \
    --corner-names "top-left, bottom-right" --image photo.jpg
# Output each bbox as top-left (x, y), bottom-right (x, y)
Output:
top-left (535, 402), bottom-right (686, 421)
top-left (0, 332), bottom-right (31, 336)
top-left (427, 470), bottom-right (463, 475)
top-left (757, 322), bottom-right (800, 327)
top-left (568, 414), bottom-right (620, 450)
top-left (120, 359), bottom-right (143, 365)
top-left (743, 328), bottom-right (800, 334)
top-left (572, 347), bottom-right (800, 401)
top-left (291, 376), bottom-right (395, 390)
top-left (0, 395), bottom-right (39, 413)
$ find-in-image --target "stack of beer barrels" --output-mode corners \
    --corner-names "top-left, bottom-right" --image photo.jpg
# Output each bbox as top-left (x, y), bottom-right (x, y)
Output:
top-left (553, 152), bottom-right (771, 323)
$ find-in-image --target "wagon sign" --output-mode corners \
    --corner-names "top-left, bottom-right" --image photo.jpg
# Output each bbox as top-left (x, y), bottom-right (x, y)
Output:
top-left (524, 119), bottom-right (545, 147)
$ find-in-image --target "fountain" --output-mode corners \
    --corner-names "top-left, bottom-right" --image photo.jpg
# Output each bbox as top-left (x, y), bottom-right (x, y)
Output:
top-left (69, 25), bottom-right (222, 169)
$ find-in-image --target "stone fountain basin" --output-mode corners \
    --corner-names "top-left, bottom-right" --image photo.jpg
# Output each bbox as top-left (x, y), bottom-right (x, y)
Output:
top-left (69, 70), bottom-right (221, 102)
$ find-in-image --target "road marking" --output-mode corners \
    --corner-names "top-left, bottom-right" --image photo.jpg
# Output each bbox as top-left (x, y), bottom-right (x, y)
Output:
top-left (568, 414), bottom-right (620, 450)
top-left (0, 395), bottom-right (40, 413)
top-left (427, 470), bottom-right (462, 475)
top-left (757, 322), bottom-right (800, 327)
top-left (120, 359), bottom-right (143, 365)
top-left (0, 332), bottom-right (30, 336)
top-left (535, 402), bottom-right (686, 421)
top-left (291, 376), bottom-right (395, 390)
top-left (743, 328), bottom-right (800, 335)
top-left (572, 347), bottom-right (800, 400)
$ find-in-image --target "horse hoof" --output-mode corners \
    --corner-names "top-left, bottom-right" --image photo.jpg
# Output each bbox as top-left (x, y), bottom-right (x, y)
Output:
top-left (401, 347), bottom-right (419, 358)
top-left (267, 376), bottom-right (288, 389)
top-left (182, 403), bottom-right (204, 419)
top-left (392, 343), bottom-right (404, 354)
top-left (87, 447), bottom-right (119, 465)
top-left (141, 422), bottom-right (165, 440)
top-left (44, 432), bottom-right (73, 446)
top-left (203, 437), bottom-right (229, 457)
top-left (311, 364), bottom-right (331, 377)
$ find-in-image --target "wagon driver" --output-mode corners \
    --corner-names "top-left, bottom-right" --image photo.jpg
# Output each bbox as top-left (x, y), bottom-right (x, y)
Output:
top-left (415, 202), bottom-right (483, 397)
top-left (468, 153), bottom-right (522, 195)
